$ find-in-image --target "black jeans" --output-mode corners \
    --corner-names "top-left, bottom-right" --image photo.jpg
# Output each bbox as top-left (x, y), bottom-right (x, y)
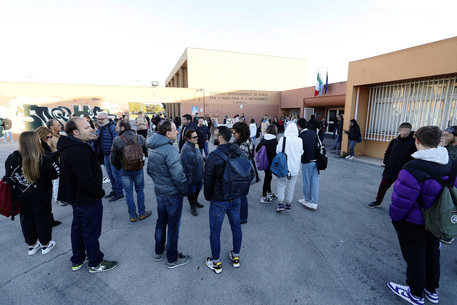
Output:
top-left (262, 168), bottom-right (273, 197)
top-left (392, 219), bottom-right (440, 297)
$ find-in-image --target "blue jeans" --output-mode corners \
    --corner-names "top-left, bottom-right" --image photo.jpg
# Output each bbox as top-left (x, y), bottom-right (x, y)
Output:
top-left (332, 134), bottom-right (342, 149)
top-left (349, 140), bottom-right (357, 156)
top-left (3, 130), bottom-right (13, 142)
top-left (240, 196), bottom-right (248, 222)
top-left (200, 142), bottom-right (209, 158)
top-left (251, 136), bottom-right (256, 146)
top-left (121, 169), bottom-right (145, 219)
top-left (155, 192), bottom-right (183, 263)
top-left (104, 155), bottom-right (123, 196)
top-left (209, 198), bottom-right (242, 261)
top-left (70, 200), bottom-right (104, 267)
top-left (302, 163), bottom-right (319, 203)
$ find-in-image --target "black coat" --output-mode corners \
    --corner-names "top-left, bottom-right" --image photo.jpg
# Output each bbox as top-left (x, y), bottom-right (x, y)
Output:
top-left (383, 132), bottom-right (417, 180)
top-left (204, 142), bottom-right (253, 201)
top-left (57, 135), bottom-right (105, 206)
top-left (41, 140), bottom-right (59, 163)
top-left (5, 151), bottom-right (59, 204)
top-left (346, 124), bottom-right (360, 141)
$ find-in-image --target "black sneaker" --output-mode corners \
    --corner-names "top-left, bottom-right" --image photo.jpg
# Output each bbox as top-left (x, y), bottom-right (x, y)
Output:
top-left (89, 260), bottom-right (118, 273)
top-left (105, 191), bottom-right (116, 198)
top-left (367, 201), bottom-right (381, 208)
top-left (109, 194), bottom-right (124, 202)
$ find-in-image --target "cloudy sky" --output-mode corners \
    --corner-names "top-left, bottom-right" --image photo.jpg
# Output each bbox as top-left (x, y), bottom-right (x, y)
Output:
top-left (0, 0), bottom-right (456, 88)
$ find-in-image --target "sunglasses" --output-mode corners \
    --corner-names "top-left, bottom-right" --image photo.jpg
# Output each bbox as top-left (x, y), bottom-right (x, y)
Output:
top-left (191, 136), bottom-right (198, 139)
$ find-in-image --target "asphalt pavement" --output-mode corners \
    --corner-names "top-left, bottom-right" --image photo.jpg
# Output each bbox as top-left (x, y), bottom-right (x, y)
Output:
top-left (0, 136), bottom-right (456, 305)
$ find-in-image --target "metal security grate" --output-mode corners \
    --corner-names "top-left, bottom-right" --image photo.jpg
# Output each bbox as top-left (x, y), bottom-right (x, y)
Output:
top-left (365, 76), bottom-right (457, 142)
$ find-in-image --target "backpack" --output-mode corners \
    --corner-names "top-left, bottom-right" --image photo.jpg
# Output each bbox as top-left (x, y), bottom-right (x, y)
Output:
top-left (255, 145), bottom-right (269, 171)
top-left (213, 149), bottom-right (252, 200)
top-left (2, 118), bottom-right (12, 130)
top-left (120, 135), bottom-right (145, 171)
top-left (270, 137), bottom-right (289, 178)
top-left (316, 137), bottom-right (328, 171)
top-left (0, 177), bottom-right (21, 220)
top-left (406, 160), bottom-right (457, 240)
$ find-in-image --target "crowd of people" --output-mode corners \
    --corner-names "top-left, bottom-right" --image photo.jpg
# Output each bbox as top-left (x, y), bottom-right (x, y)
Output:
top-left (3, 111), bottom-right (457, 303)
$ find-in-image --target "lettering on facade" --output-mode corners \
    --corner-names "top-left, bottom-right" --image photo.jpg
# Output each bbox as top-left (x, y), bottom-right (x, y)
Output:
top-left (208, 91), bottom-right (269, 102)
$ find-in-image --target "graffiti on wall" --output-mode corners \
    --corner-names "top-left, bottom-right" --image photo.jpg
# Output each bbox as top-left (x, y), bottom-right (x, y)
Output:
top-left (0, 96), bottom-right (127, 135)
top-left (22, 104), bottom-right (111, 130)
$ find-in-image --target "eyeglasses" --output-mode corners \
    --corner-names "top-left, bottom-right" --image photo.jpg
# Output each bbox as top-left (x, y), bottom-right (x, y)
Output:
top-left (191, 136), bottom-right (198, 139)
top-left (98, 118), bottom-right (106, 121)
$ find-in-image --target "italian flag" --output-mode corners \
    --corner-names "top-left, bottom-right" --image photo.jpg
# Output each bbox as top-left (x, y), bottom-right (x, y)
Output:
top-left (314, 72), bottom-right (323, 97)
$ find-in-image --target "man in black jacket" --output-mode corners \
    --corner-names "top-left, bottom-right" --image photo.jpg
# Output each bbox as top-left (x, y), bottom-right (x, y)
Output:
top-left (204, 126), bottom-right (251, 274)
top-left (297, 118), bottom-right (320, 211)
top-left (197, 117), bottom-right (211, 158)
top-left (179, 114), bottom-right (196, 152)
top-left (58, 117), bottom-right (118, 273)
top-left (367, 122), bottom-right (416, 208)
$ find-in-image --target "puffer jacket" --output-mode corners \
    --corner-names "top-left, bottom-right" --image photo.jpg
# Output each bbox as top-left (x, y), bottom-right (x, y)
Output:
top-left (181, 140), bottom-right (204, 184)
top-left (298, 129), bottom-right (318, 163)
top-left (346, 124), bottom-right (361, 141)
top-left (389, 147), bottom-right (457, 225)
top-left (96, 120), bottom-right (118, 155)
top-left (110, 129), bottom-right (148, 171)
top-left (147, 133), bottom-right (187, 196)
top-left (204, 142), bottom-right (254, 201)
top-left (382, 132), bottom-right (416, 180)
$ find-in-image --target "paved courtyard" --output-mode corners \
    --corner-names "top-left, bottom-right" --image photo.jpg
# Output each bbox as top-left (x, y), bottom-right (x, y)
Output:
top-left (0, 136), bottom-right (456, 304)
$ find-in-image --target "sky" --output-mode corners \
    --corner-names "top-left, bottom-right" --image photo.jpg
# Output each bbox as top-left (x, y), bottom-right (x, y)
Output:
top-left (0, 0), bottom-right (456, 88)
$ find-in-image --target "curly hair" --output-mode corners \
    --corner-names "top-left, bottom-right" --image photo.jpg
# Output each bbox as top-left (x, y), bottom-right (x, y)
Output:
top-left (232, 122), bottom-right (250, 143)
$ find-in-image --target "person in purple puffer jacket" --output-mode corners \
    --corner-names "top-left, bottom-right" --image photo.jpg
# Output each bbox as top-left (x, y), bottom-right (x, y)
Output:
top-left (387, 126), bottom-right (457, 305)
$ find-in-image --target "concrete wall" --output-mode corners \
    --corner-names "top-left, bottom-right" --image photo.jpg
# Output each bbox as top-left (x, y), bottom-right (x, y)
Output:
top-left (344, 36), bottom-right (457, 158)
top-left (166, 48), bottom-right (308, 91)
top-left (0, 82), bottom-right (279, 138)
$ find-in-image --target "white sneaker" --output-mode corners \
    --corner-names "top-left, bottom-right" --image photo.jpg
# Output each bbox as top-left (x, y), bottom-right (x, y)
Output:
top-left (302, 202), bottom-right (318, 210)
top-left (298, 198), bottom-right (310, 204)
top-left (345, 155), bottom-right (351, 159)
top-left (260, 196), bottom-right (272, 203)
top-left (349, 156), bottom-right (356, 160)
top-left (102, 176), bottom-right (110, 184)
top-left (28, 242), bottom-right (42, 255)
top-left (41, 241), bottom-right (56, 255)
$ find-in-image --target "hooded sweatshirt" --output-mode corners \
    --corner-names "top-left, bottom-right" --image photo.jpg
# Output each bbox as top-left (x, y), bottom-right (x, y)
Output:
top-left (389, 146), bottom-right (456, 225)
top-left (276, 122), bottom-right (303, 176)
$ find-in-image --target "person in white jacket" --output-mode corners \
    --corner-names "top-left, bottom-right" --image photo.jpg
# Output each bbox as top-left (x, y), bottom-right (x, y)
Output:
top-left (275, 122), bottom-right (304, 212)
top-left (249, 119), bottom-right (257, 145)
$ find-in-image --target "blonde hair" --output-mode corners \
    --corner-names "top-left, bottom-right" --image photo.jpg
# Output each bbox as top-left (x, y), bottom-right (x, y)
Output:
top-left (34, 126), bottom-right (52, 141)
top-left (18, 131), bottom-right (43, 183)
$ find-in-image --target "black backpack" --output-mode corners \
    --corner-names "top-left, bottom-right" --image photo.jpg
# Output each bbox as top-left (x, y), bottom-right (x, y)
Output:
top-left (213, 149), bottom-right (252, 200)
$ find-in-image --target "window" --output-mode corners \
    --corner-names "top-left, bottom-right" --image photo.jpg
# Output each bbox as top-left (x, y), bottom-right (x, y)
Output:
top-left (365, 76), bottom-right (457, 141)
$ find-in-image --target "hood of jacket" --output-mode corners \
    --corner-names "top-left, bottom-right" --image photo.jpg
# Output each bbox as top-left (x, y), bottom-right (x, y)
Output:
top-left (147, 133), bottom-right (173, 150)
top-left (284, 122), bottom-right (298, 137)
top-left (412, 146), bottom-right (449, 165)
top-left (57, 135), bottom-right (90, 152)
top-left (264, 133), bottom-right (276, 140)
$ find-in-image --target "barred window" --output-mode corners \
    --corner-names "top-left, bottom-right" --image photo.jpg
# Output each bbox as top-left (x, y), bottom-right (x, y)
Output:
top-left (365, 76), bottom-right (457, 142)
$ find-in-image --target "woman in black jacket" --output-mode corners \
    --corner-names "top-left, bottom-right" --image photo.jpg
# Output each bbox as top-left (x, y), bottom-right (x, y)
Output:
top-left (256, 125), bottom-right (278, 203)
top-left (35, 126), bottom-right (62, 225)
top-left (344, 119), bottom-right (361, 160)
top-left (5, 131), bottom-right (59, 255)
